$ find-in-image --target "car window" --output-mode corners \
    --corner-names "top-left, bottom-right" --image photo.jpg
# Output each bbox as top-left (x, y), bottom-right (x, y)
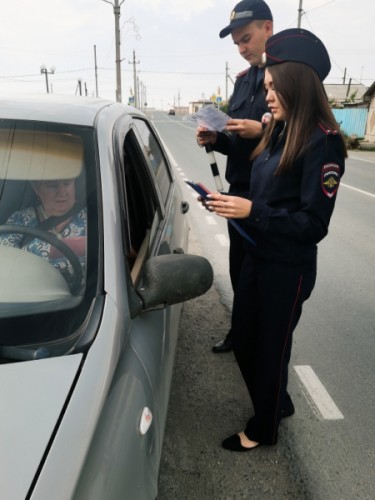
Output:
top-left (0, 120), bottom-right (99, 352)
top-left (132, 118), bottom-right (172, 205)
top-left (115, 125), bottom-right (162, 283)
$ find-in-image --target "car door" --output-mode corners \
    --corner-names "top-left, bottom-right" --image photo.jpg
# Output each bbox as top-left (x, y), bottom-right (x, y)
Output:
top-left (74, 114), bottom-right (187, 500)
top-left (119, 116), bottom-right (188, 434)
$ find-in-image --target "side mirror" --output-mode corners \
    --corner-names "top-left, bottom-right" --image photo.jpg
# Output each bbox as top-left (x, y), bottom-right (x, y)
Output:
top-left (135, 254), bottom-right (213, 313)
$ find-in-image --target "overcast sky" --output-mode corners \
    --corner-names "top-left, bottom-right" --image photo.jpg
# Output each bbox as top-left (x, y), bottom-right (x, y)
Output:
top-left (0, 0), bottom-right (374, 109)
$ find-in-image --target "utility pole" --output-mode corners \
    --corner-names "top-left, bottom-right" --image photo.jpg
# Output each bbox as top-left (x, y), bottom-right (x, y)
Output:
top-left (346, 78), bottom-right (352, 99)
top-left (40, 65), bottom-right (55, 94)
top-left (225, 62), bottom-right (229, 101)
top-left (140, 82), bottom-right (147, 109)
top-left (103, 0), bottom-right (125, 102)
top-left (297, 0), bottom-right (303, 28)
top-left (94, 45), bottom-right (99, 97)
top-left (137, 76), bottom-right (141, 108)
top-left (225, 62), bottom-right (235, 101)
top-left (130, 50), bottom-right (140, 107)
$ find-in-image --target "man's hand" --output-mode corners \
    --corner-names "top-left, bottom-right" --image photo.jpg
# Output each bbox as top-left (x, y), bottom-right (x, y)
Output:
top-left (225, 119), bottom-right (263, 139)
top-left (196, 126), bottom-right (218, 147)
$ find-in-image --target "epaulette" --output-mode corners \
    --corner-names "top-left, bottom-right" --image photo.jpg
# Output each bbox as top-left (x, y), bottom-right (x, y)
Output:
top-left (236, 68), bottom-right (249, 79)
top-left (318, 123), bottom-right (338, 135)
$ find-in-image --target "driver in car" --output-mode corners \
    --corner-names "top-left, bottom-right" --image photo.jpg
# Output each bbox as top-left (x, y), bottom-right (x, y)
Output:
top-left (0, 179), bottom-right (86, 287)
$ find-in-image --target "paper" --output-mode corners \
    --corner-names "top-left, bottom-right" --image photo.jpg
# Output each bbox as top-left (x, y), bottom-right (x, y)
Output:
top-left (183, 105), bottom-right (230, 131)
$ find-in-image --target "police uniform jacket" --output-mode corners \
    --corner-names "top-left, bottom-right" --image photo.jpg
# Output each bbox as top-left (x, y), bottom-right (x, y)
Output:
top-left (240, 122), bottom-right (345, 265)
top-left (213, 66), bottom-right (268, 189)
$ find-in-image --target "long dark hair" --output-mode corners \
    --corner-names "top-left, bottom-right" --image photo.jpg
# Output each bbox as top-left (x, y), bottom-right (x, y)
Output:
top-left (253, 62), bottom-right (347, 174)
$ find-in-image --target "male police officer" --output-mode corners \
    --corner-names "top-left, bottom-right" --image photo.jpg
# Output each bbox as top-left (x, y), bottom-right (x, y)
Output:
top-left (197, 0), bottom-right (273, 353)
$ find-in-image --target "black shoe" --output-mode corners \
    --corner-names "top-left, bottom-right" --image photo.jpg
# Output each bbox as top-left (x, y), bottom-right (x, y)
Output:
top-left (212, 337), bottom-right (233, 353)
top-left (222, 433), bottom-right (261, 452)
top-left (280, 402), bottom-right (295, 418)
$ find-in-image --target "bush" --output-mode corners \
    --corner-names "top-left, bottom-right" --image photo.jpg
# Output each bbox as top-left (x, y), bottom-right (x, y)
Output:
top-left (345, 134), bottom-right (361, 150)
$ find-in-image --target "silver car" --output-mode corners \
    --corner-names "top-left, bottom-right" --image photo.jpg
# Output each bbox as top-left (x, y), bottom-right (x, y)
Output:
top-left (0, 95), bottom-right (213, 500)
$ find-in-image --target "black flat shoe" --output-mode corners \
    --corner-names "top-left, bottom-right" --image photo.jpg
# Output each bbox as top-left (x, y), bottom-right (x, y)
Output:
top-left (212, 337), bottom-right (233, 353)
top-left (280, 402), bottom-right (295, 418)
top-left (222, 434), bottom-right (261, 452)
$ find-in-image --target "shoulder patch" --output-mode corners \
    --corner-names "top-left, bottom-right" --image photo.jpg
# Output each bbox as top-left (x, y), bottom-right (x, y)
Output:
top-left (236, 69), bottom-right (248, 79)
top-left (318, 123), bottom-right (338, 135)
top-left (321, 163), bottom-right (340, 198)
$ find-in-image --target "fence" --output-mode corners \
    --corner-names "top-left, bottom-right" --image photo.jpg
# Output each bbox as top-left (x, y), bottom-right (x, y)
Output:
top-left (332, 108), bottom-right (368, 137)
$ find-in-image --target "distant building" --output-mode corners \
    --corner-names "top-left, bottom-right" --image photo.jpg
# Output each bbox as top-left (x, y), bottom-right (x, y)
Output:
top-left (174, 106), bottom-right (189, 116)
top-left (363, 82), bottom-right (375, 142)
top-left (324, 83), bottom-right (368, 107)
top-left (188, 100), bottom-right (214, 114)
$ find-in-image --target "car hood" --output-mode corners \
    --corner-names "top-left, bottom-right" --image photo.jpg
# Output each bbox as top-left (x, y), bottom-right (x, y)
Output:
top-left (0, 353), bottom-right (83, 500)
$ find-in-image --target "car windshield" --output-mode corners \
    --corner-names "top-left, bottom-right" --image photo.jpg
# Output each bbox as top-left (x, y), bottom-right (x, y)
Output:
top-left (0, 120), bottom-right (99, 357)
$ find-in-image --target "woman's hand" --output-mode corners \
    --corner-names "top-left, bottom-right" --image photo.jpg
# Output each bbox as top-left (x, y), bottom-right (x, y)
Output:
top-left (196, 126), bottom-right (217, 147)
top-left (205, 193), bottom-right (252, 219)
top-left (225, 119), bottom-right (263, 139)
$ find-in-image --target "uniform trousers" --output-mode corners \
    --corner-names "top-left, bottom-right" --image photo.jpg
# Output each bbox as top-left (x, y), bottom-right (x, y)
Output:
top-left (226, 185), bottom-right (249, 342)
top-left (227, 184), bottom-right (250, 291)
top-left (231, 252), bottom-right (317, 445)
top-left (228, 219), bottom-right (247, 290)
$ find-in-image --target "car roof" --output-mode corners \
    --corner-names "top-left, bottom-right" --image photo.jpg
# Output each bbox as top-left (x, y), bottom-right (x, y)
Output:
top-left (0, 94), bottom-right (143, 127)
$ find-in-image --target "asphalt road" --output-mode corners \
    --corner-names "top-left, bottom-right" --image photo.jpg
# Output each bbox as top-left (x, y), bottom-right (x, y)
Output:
top-left (150, 111), bottom-right (375, 500)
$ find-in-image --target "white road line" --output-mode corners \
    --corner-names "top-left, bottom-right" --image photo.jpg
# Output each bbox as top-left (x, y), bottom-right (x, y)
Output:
top-left (205, 216), bottom-right (217, 226)
top-left (341, 183), bottom-right (375, 198)
top-left (294, 365), bottom-right (344, 420)
top-left (349, 154), bottom-right (375, 164)
top-left (215, 234), bottom-right (229, 247)
top-left (161, 142), bottom-right (178, 169)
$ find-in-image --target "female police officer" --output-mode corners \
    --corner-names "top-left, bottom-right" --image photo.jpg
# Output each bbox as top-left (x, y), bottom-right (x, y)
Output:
top-left (205, 28), bottom-right (347, 450)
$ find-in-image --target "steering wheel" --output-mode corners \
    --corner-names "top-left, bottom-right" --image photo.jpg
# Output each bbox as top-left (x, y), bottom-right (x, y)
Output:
top-left (0, 225), bottom-right (83, 295)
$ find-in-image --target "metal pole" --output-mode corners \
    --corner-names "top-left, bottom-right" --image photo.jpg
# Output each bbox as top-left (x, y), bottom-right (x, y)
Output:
top-left (297, 0), bottom-right (303, 28)
top-left (94, 45), bottom-right (99, 97)
top-left (131, 50), bottom-right (140, 108)
top-left (40, 66), bottom-right (55, 94)
top-left (44, 71), bottom-right (49, 93)
top-left (114, 0), bottom-right (122, 102)
top-left (225, 62), bottom-right (229, 102)
top-left (102, 0), bottom-right (124, 102)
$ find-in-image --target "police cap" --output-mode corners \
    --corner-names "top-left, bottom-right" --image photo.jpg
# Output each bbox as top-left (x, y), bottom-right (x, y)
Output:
top-left (264, 28), bottom-right (331, 81)
top-left (219, 0), bottom-right (273, 39)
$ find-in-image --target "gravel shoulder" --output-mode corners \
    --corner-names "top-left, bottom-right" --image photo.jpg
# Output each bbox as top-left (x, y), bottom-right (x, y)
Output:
top-left (158, 234), bottom-right (309, 500)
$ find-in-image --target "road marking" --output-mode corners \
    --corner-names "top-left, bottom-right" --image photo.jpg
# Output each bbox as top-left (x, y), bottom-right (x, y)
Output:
top-left (349, 154), bottom-right (375, 164)
top-left (294, 365), bottom-right (344, 420)
top-left (161, 142), bottom-right (178, 169)
top-left (341, 183), bottom-right (375, 198)
top-left (215, 234), bottom-right (229, 247)
top-left (205, 216), bottom-right (217, 225)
